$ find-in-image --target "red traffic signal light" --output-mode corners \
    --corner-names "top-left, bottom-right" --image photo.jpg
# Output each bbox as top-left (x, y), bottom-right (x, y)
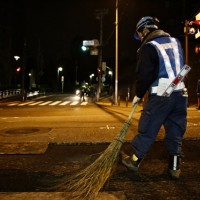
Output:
top-left (16, 67), bottom-right (21, 72)
top-left (194, 20), bottom-right (200, 26)
top-left (97, 67), bottom-right (101, 74)
top-left (195, 45), bottom-right (200, 54)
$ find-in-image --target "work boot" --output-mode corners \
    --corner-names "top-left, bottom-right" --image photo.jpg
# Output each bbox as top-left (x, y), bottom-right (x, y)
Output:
top-left (168, 155), bottom-right (181, 179)
top-left (169, 169), bottom-right (181, 179)
top-left (121, 151), bottom-right (143, 172)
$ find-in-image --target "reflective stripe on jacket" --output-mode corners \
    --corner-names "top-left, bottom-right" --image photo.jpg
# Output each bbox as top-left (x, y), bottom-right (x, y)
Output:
top-left (147, 37), bottom-right (184, 92)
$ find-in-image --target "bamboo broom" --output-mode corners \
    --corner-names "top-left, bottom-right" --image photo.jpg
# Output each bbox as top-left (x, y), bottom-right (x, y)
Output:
top-left (54, 103), bottom-right (138, 200)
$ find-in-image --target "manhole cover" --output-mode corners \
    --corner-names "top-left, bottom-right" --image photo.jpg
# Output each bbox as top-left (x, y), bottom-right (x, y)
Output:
top-left (1, 127), bottom-right (51, 136)
top-left (6, 128), bottom-right (40, 134)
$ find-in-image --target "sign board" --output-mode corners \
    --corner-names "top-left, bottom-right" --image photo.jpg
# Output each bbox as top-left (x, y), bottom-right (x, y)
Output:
top-left (83, 39), bottom-right (99, 47)
top-left (195, 30), bottom-right (200, 39)
top-left (102, 62), bottom-right (106, 71)
top-left (90, 48), bottom-right (98, 55)
top-left (195, 12), bottom-right (200, 20)
top-left (195, 12), bottom-right (200, 38)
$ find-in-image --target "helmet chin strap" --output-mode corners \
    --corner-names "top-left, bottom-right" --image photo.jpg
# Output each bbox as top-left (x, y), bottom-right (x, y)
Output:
top-left (141, 28), bottom-right (150, 41)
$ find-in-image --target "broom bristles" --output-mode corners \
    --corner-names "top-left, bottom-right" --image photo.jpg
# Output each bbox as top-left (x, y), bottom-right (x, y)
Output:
top-left (52, 104), bottom-right (138, 200)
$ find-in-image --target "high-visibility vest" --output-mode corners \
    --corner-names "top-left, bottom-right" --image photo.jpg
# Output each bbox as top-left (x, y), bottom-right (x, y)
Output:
top-left (147, 37), bottom-right (184, 92)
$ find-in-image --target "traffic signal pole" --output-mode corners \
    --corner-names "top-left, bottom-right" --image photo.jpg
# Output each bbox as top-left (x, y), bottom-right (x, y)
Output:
top-left (184, 20), bottom-right (189, 65)
top-left (95, 9), bottom-right (108, 101)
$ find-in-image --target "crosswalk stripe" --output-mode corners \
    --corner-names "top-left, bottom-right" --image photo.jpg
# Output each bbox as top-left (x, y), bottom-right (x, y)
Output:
top-left (18, 101), bottom-right (35, 106)
top-left (70, 101), bottom-right (79, 105)
top-left (80, 102), bottom-right (88, 105)
top-left (29, 101), bottom-right (44, 106)
top-left (8, 103), bottom-right (19, 106)
top-left (5, 100), bottom-right (89, 106)
top-left (49, 101), bottom-right (62, 106)
top-left (39, 101), bottom-right (53, 106)
top-left (59, 101), bottom-right (70, 105)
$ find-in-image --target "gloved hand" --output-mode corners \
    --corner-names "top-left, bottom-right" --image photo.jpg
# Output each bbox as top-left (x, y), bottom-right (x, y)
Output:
top-left (132, 96), bottom-right (141, 106)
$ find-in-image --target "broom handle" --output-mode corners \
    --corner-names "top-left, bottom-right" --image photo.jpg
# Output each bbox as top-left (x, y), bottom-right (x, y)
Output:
top-left (127, 103), bottom-right (138, 123)
top-left (113, 103), bottom-right (138, 144)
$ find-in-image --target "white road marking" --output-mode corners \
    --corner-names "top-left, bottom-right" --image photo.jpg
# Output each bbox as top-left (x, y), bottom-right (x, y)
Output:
top-left (100, 125), bottom-right (115, 130)
top-left (18, 101), bottom-right (35, 106)
top-left (28, 101), bottom-right (44, 106)
top-left (8, 103), bottom-right (19, 106)
top-left (39, 101), bottom-right (53, 105)
top-left (70, 101), bottom-right (79, 105)
top-left (80, 102), bottom-right (88, 105)
top-left (59, 101), bottom-right (70, 105)
top-left (49, 101), bottom-right (62, 106)
top-left (6, 100), bottom-right (89, 106)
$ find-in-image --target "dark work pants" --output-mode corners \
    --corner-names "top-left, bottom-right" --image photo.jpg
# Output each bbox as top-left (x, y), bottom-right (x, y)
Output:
top-left (131, 92), bottom-right (187, 159)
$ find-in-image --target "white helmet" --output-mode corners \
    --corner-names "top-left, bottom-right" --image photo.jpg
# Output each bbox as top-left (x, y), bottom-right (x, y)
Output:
top-left (134, 16), bottom-right (160, 40)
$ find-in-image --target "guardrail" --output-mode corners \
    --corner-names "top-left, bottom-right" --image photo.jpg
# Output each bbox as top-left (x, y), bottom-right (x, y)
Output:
top-left (0, 89), bottom-right (40, 100)
top-left (27, 91), bottom-right (39, 98)
top-left (0, 89), bottom-right (21, 100)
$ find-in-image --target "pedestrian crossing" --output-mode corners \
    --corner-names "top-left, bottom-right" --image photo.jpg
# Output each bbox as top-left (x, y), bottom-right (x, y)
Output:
top-left (6, 100), bottom-right (88, 107)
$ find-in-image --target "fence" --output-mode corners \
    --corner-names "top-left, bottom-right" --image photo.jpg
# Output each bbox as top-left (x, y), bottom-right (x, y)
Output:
top-left (0, 89), bottom-right (40, 100)
top-left (0, 89), bottom-right (21, 100)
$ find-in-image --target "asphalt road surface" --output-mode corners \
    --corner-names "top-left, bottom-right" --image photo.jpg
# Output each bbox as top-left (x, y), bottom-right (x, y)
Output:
top-left (0, 140), bottom-right (200, 200)
top-left (0, 94), bottom-right (200, 199)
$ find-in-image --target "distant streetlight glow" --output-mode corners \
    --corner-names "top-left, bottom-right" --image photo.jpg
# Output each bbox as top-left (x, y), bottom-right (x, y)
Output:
top-left (58, 67), bottom-right (63, 72)
top-left (89, 73), bottom-right (94, 79)
top-left (14, 56), bottom-right (20, 61)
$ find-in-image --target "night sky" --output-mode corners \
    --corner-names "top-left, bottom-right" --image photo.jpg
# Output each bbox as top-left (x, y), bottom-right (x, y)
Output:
top-left (6, 0), bottom-right (200, 92)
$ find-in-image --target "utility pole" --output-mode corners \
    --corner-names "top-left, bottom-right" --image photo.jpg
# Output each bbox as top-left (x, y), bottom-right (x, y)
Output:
top-left (95, 9), bottom-right (108, 101)
top-left (115, 0), bottom-right (119, 105)
top-left (21, 40), bottom-right (27, 101)
top-left (184, 20), bottom-right (189, 65)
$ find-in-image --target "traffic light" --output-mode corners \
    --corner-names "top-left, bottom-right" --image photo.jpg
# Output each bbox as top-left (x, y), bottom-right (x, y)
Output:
top-left (97, 67), bottom-right (101, 74)
top-left (16, 67), bottom-right (21, 72)
top-left (195, 45), bottom-right (200, 55)
top-left (185, 12), bottom-right (200, 38)
top-left (81, 46), bottom-right (89, 51)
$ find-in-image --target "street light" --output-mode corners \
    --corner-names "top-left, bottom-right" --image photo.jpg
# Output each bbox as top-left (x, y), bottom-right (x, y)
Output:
top-left (14, 56), bottom-right (21, 89)
top-left (108, 70), bottom-right (113, 77)
top-left (89, 73), bottom-right (94, 80)
top-left (57, 67), bottom-right (63, 80)
top-left (14, 56), bottom-right (20, 61)
top-left (57, 67), bottom-right (63, 92)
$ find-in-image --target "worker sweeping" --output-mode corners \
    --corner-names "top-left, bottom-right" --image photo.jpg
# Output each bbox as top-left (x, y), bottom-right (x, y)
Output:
top-left (52, 16), bottom-right (189, 200)
top-left (121, 16), bottom-right (188, 179)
